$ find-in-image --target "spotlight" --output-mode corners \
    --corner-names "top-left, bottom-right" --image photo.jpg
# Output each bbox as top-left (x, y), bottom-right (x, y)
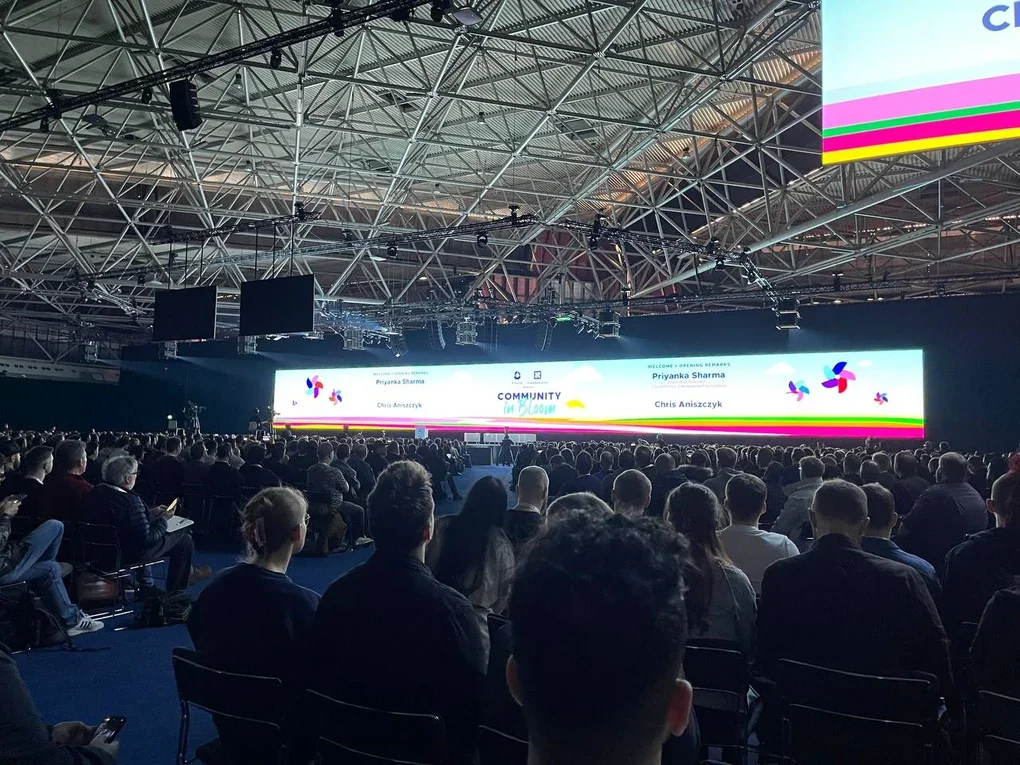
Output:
top-left (140, 87), bottom-right (153, 104)
top-left (597, 309), bottom-right (620, 339)
top-left (832, 272), bottom-right (843, 293)
top-left (238, 335), bottom-right (258, 356)
top-left (269, 48), bottom-right (282, 69)
top-left (39, 117), bottom-right (49, 133)
top-left (158, 341), bottom-right (178, 360)
top-left (87, 279), bottom-right (97, 291)
top-left (390, 333), bottom-right (409, 358)
top-left (343, 229), bottom-right (355, 242)
top-left (84, 341), bottom-right (98, 364)
top-left (389, 7), bottom-right (412, 21)
top-left (137, 273), bottom-right (146, 286)
top-left (233, 71), bottom-right (243, 91)
top-left (455, 317), bottom-right (478, 346)
top-left (535, 321), bottom-right (555, 352)
top-left (295, 200), bottom-right (306, 221)
top-left (476, 232), bottom-right (489, 248)
top-left (431, 0), bottom-right (452, 22)
top-left (477, 112), bottom-right (486, 124)
top-left (774, 298), bottom-right (801, 330)
top-left (386, 242), bottom-right (398, 258)
top-left (343, 327), bottom-right (365, 351)
top-left (452, 5), bottom-right (483, 25)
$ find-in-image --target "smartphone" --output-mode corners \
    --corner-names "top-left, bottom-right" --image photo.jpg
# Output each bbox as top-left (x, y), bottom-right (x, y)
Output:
top-left (11, 493), bottom-right (27, 502)
top-left (165, 498), bottom-right (179, 515)
top-left (93, 716), bottom-right (126, 743)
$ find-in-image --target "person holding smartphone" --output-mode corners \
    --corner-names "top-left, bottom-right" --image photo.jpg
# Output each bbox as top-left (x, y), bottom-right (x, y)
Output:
top-left (0, 497), bottom-right (103, 636)
top-left (0, 641), bottom-right (121, 764)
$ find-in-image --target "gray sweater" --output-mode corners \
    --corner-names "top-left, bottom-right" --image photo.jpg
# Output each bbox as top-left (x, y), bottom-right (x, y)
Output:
top-left (0, 644), bottom-right (116, 765)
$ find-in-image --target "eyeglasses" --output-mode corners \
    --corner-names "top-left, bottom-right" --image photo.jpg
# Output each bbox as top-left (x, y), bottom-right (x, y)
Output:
top-left (302, 513), bottom-right (310, 527)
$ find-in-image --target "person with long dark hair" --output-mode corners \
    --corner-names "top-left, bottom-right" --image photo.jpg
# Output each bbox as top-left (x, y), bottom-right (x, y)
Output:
top-left (427, 475), bottom-right (515, 654)
top-left (665, 482), bottom-right (756, 660)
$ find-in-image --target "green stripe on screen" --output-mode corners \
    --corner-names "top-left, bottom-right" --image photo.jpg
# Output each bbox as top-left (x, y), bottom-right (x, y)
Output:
top-left (823, 99), bottom-right (1020, 138)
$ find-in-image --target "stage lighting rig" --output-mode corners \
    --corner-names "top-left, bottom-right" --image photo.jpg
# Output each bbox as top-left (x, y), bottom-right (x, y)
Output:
top-left (386, 242), bottom-right (398, 258)
top-left (269, 49), bottom-right (283, 69)
top-left (238, 335), bottom-right (258, 355)
top-left (389, 333), bottom-right (409, 358)
top-left (597, 309), bottom-right (620, 339)
top-left (84, 341), bottom-right (98, 364)
top-left (455, 317), bottom-right (478, 346)
top-left (158, 341), bottom-right (178, 361)
top-left (774, 299), bottom-right (801, 331)
top-left (430, 0), bottom-right (452, 21)
top-left (343, 327), bottom-right (366, 351)
top-left (476, 232), bottom-right (489, 248)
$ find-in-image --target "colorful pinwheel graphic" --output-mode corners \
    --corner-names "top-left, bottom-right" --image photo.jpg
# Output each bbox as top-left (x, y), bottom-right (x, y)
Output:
top-left (329, 389), bottom-right (342, 405)
top-left (874, 392), bottom-right (888, 405)
top-left (787, 380), bottom-right (810, 402)
top-left (821, 361), bottom-right (856, 394)
top-left (306, 375), bottom-right (324, 398)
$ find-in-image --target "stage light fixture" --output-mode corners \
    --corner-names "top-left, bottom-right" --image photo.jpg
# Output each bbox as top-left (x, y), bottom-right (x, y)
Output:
top-left (390, 7), bottom-right (412, 21)
top-left (140, 87), bottom-right (153, 104)
top-left (343, 229), bottom-right (355, 242)
top-left (535, 321), bottom-right (555, 352)
top-left (343, 327), bottom-right (365, 351)
top-left (455, 317), bottom-right (478, 346)
top-left (269, 48), bottom-right (283, 69)
top-left (427, 319), bottom-right (446, 350)
top-left (476, 232), bottom-right (489, 248)
top-left (452, 5), bottom-right (483, 25)
top-left (295, 200), bottom-right (306, 221)
top-left (39, 117), bottom-right (49, 133)
top-left (158, 341), bottom-right (178, 360)
top-left (390, 333), bottom-right (409, 358)
top-left (597, 309), bottom-right (621, 339)
top-left (774, 298), bottom-right (800, 330)
top-left (387, 242), bottom-right (398, 258)
top-left (832, 272), bottom-right (843, 293)
top-left (84, 341), bottom-right (98, 364)
top-left (431, 0), bottom-right (452, 22)
top-left (238, 335), bottom-right (258, 355)
top-left (137, 273), bottom-right (146, 286)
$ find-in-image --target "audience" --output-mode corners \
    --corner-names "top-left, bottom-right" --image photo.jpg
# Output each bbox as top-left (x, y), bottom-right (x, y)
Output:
top-left (506, 465), bottom-right (548, 557)
top-left (205, 443), bottom-right (243, 499)
top-left (758, 480), bottom-right (951, 693)
top-left (718, 473), bottom-right (799, 595)
top-left (547, 449), bottom-right (578, 497)
top-left (150, 436), bottom-right (184, 499)
top-left (0, 497), bottom-right (102, 636)
top-left (842, 452), bottom-right (863, 485)
top-left (970, 584), bottom-right (1020, 697)
top-left (308, 461), bottom-right (485, 765)
top-left (941, 464), bottom-right (1020, 641)
top-left (612, 468), bottom-right (652, 518)
top-left (547, 491), bottom-right (613, 520)
top-left (348, 442), bottom-right (376, 506)
top-left (238, 443), bottom-right (281, 490)
top-left (181, 442), bottom-right (210, 486)
top-left (507, 512), bottom-right (693, 765)
top-left (561, 451), bottom-right (601, 496)
top-left (703, 446), bottom-right (742, 502)
top-left (773, 455), bottom-right (825, 551)
top-left (897, 452), bottom-right (990, 573)
top-left (860, 483), bottom-right (941, 601)
top-left (81, 456), bottom-right (200, 594)
top-left (306, 441), bottom-right (368, 553)
top-left (665, 483), bottom-right (756, 658)
top-left (0, 445), bottom-right (53, 517)
top-left (426, 476), bottom-right (514, 655)
top-left (39, 440), bottom-right (92, 523)
top-left (891, 450), bottom-right (930, 516)
top-left (600, 449), bottom-right (635, 502)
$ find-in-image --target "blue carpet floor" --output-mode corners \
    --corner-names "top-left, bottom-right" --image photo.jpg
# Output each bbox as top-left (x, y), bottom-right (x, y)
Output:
top-left (16, 465), bottom-right (511, 765)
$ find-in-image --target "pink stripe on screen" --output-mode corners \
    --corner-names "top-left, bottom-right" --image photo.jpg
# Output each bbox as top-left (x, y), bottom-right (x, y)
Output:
top-left (824, 71), bottom-right (1020, 130)
top-left (822, 108), bottom-right (1020, 152)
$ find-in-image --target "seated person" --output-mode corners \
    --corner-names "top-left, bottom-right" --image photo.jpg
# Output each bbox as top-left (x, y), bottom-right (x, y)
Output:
top-left (348, 443), bottom-right (376, 506)
top-left (547, 492), bottom-right (612, 521)
top-left (0, 498), bottom-right (103, 636)
top-left (188, 488), bottom-right (319, 765)
top-left (859, 483), bottom-right (941, 602)
top-left (238, 444), bottom-right (281, 491)
top-left (507, 512), bottom-right (694, 765)
top-left (758, 480), bottom-right (951, 693)
top-left (718, 473), bottom-right (799, 595)
top-left (306, 442), bottom-right (368, 553)
top-left (560, 451), bottom-right (602, 497)
top-left (665, 483), bottom-right (756, 659)
top-left (0, 445), bottom-right (53, 517)
top-left (611, 469), bottom-right (652, 518)
top-left (39, 440), bottom-right (93, 523)
top-left (307, 461), bottom-right (485, 765)
top-left (0, 641), bottom-right (119, 764)
top-left (81, 456), bottom-right (201, 594)
top-left (772, 456), bottom-right (825, 551)
top-left (970, 585), bottom-right (1020, 698)
top-left (506, 466), bottom-right (548, 557)
top-left (942, 465), bottom-right (1020, 641)
top-left (181, 442), bottom-right (211, 487)
top-left (206, 443), bottom-right (243, 499)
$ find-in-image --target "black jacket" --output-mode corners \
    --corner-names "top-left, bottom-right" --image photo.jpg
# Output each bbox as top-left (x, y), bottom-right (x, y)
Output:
top-left (758, 534), bottom-right (952, 694)
top-left (896, 480), bottom-right (990, 573)
top-left (941, 526), bottom-right (1020, 641)
top-left (971, 586), bottom-right (1020, 697)
top-left (892, 475), bottom-right (930, 517)
top-left (348, 457), bottom-right (376, 501)
top-left (81, 483), bottom-right (166, 561)
top-left (238, 463), bottom-right (281, 490)
top-left (206, 461), bottom-right (243, 499)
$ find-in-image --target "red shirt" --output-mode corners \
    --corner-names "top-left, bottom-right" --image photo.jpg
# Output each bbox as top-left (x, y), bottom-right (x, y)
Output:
top-left (39, 473), bottom-right (94, 522)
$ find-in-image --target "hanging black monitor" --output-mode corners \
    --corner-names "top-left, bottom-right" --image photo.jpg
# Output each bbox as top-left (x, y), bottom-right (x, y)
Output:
top-left (152, 286), bottom-right (218, 341)
top-left (239, 274), bottom-right (315, 336)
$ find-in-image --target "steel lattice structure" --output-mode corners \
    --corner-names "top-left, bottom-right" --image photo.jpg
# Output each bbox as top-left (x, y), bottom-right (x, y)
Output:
top-left (0, 0), bottom-right (1018, 362)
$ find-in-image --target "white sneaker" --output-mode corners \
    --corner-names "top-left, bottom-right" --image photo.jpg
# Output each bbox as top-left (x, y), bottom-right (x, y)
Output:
top-left (67, 614), bottom-right (105, 636)
top-left (354, 536), bottom-right (373, 547)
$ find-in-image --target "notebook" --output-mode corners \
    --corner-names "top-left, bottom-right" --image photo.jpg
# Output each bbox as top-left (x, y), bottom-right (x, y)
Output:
top-left (166, 515), bottom-right (195, 533)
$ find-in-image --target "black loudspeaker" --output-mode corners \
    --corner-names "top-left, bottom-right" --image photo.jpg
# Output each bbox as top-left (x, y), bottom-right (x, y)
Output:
top-left (535, 321), bottom-right (554, 352)
top-left (168, 80), bottom-right (202, 131)
top-left (427, 319), bottom-right (445, 350)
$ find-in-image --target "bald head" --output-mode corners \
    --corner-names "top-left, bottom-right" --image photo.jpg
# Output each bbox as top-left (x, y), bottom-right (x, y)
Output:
top-left (612, 469), bottom-right (652, 518)
top-left (518, 465), bottom-right (550, 510)
top-left (939, 452), bottom-right (969, 482)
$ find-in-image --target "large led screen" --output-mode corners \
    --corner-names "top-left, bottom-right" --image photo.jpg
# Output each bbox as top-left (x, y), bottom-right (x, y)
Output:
top-left (822, 1), bottom-right (1020, 164)
top-left (274, 349), bottom-right (924, 439)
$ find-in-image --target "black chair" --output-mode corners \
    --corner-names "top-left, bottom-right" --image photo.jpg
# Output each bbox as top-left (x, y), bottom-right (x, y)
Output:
top-left (305, 689), bottom-right (447, 765)
top-left (478, 725), bottom-right (527, 765)
top-left (77, 523), bottom-right (165, 606)
top-left (179, 484), bottom-right (210, 535)
top-left (977, 690), bottom-right (1020, 764)
top-left (683, 639), bottom-right (749, 764)
top-left (777, 659), bottom-right (939, 765)
top-left (8, 514), bottom-right (42, 540)
top-left (171, 647), bottom-right (289, 765)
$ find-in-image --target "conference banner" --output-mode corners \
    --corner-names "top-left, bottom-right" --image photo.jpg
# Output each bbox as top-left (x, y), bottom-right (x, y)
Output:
top-left (274, 349), bottom-right (924, 439)
top-left (822, 1), bottom-right (1020, 163)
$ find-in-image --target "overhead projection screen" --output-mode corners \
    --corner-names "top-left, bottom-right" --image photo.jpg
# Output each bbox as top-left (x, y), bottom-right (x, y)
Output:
top-left (822, 1), bottom-right (1020, 164)
top-left (274, 349), bottom-right (925, 439)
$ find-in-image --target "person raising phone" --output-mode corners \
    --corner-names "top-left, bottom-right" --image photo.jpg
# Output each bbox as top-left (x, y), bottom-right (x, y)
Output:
top-left (0, 497), bottom-right (103, 636)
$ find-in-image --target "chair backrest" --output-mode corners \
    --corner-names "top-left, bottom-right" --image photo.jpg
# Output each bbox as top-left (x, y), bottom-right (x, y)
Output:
top-left (305, 689), bottom-right (447, 765)
top-left (478, 725), bottom-right (527, 765)
top-left (684, 639), bottom-right (749, 696)
top-left (77, 522), bottom-right (123, 573)
top-left (978, 690), bottom-right (1020, 764)
top-left (171, 647), bottom-right (287, 728)
top-left (778, 659), bottom-right (939, 728)
top-left (784, 704), bottom-right (928, 765)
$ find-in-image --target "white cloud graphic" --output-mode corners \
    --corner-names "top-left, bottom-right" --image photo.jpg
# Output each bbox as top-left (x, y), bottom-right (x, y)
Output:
top-left (566, 365), bottom-right (602, 384)
top-left (765, 362), bottom-right (796, 376)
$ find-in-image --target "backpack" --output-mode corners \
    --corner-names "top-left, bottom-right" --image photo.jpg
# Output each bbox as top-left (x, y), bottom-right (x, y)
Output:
top-left (0, 584), bottom-right (69, 651)
top-left (134, 590), bottom-right (193, 628)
